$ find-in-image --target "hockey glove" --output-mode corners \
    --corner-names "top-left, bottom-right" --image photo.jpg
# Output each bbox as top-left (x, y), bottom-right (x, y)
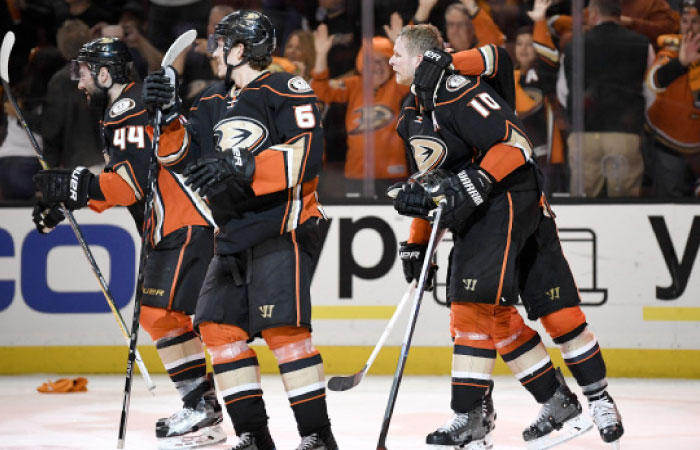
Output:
top-left (414, 48), bottom-right (452, 112)
top-left (32, 201), bottom-right (66, 234)
top-left (425, 168), bottom-right (493, 233)
top-left (399, 241), bottom-right (438, 291)
top-left (183, 147), bottom-right (255, 198)
top-left (390, 181), bottom-right (435, 218)
top-left (33, 166), bottom-right (94, 210)
top-left (143, 66), bottom-right (181, 127)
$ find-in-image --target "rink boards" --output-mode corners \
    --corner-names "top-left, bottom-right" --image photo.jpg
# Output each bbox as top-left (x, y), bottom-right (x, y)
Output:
top-left (0, 203), bottom-right (698, 378)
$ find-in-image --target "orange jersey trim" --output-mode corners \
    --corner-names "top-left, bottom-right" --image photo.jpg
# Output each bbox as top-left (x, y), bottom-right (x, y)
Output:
top-left (495, 193), bottom-right (513, 304)
top-left (480, 143), bottom-right (527, 182)
top-left (98, 170), bottom-right (138, 206)
top-left (408, 218), bottom-right (432, 244)
top-left (103, 109), bottom-right (147, 127)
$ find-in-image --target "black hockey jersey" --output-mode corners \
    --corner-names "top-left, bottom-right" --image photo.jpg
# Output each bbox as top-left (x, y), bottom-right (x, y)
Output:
top-left (397, 45), bottom-right (535, 186)
top-left (157, 71), bottom-right (325, 254)
top-left (89, 82), bottom-right (214, 245)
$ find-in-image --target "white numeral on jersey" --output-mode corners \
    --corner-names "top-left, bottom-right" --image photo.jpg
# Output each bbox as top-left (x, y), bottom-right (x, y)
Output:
top-left (468, 93), bottom-right (502, 118)
top-left (113, 126), bottom-right (146, 150)
top-left (294, 104), bottom-right (316, 129)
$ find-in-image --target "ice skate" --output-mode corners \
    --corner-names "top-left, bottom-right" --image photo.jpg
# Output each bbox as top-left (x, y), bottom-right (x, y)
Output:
top-left (156, 378), bottom-right (225, 450)
top-left (230, 427), bottom-right (276, 450)
top-left (589, 391), bottom-right (623, 449)
top-left (295, 425), bottom-right (339, 450)
top-left (522, 370), bottom-right (593, 450)
top-left (426, 391), bottom-right (496, 449)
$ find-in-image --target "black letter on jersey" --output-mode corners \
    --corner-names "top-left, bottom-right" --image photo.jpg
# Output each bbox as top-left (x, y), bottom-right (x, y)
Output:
top-left (650, 216), bottom-right (700, 300)
top-left (339, 217), bottom-right (397, 298)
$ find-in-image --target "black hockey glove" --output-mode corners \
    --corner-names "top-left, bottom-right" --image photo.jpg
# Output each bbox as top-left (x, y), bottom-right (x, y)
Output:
top-left (425, 168), bottom-right (493, 233)
top-left (399, 241), bottom-right (438, 291)
top-left (390, 181), bottom-right (435, 218)
top-left (33, 166), bottom-right (94, 210)
top-left (414, 48), bottom-right (452, 112)
top-left (143, 66), bottom-right (181, 127)
top-left (183, 147), bottom-right (256, 198)
top-left (32, 201), bottom-right (66, 234)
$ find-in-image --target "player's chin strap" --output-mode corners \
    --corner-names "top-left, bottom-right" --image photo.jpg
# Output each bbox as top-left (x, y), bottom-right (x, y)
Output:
top-left (224, 56), bottom-right (248, 89)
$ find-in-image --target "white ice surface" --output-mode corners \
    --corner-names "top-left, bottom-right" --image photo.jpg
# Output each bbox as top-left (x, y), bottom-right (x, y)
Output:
top-left (1, 374), bottom-right (698, 449)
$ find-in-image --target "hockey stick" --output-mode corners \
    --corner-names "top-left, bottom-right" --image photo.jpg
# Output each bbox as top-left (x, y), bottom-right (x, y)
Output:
top-left (376, 202), bottom-right (446, 450)
top-left (328, 282), bottom-right (416, 392)
top-left (0, 31), bottom-right (155, 391)
top-left (117, 29), bottom-right (197, 450)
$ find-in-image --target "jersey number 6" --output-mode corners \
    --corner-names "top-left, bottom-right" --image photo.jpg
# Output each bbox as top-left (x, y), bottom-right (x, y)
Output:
top-left (294, 104), bottom-right (316, 129)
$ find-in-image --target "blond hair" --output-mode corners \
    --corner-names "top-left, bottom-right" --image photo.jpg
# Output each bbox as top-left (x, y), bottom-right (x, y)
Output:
top-left (397, 24), bottom-right (444, 58)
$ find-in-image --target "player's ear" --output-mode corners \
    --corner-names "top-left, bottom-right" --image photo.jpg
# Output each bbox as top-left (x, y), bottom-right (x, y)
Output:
top-left (98, 66), bottom-right (112, 87)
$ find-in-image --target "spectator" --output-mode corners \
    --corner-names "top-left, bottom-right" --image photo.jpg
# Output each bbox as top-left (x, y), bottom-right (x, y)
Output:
top-left (0, 95), bottom-right (42, 200)
top-left (549, 0), bottom-right (680, 49)
top-left (283, 29), bottom-right (316, 80)
top-left (412, 0), bottom-right (505, 51)
top-left (41, 19), bottom-right (104, 173)
top-left (312, 26), bottom-right (410, 197)
top-left (559, 0), bottom-right (653, 197)
top-left (0, 44), bottom-right (63, 200)
top-left (60, 0), bottom-right (113, 28)
top-left (119, 1), bottom-right (164, 73)
top-left (514, 0), bottom-right (567, 194)
top-left (645, 0), bottom-right (700, 197)
top-left (174, 4), bottom-right (234, 110)
top-left (146, 0), bottom-right (211, 52)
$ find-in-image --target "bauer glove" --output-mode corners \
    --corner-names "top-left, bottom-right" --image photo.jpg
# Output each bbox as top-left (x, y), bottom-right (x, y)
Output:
top-left (32, 201), bottom-right (66, 234)
top-left (424, 168), bottom-right (493, 233)
top-left (183, 147), bottom-right (255, 198)
top-left (414, 48), bottom-right (452, 112)
top-left (389, 181), bottom-right (435, 218)
top-left (33, 166), bottom-right (94, 210)
top-left (399, 241), bottom-right (438, 291)
top-left (143, 66), bottom-right (181, 127)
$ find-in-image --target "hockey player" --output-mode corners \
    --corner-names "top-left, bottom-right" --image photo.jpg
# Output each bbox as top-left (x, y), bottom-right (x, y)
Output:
top-left (31, 37), bottom-right (224, 450)
top-left (142, 10), bottom-right (337, 450)
top-left (388, 25), bottom-right (595, 449)
top-left (411, 33), bottom-right (625, 449)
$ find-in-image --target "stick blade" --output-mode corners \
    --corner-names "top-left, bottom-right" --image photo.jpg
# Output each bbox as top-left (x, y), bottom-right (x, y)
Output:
top-left (1, 31), bottom-right (15, 83)
top-left (161, 29), bottom-right (197, 68)
top-left (327, 367), bottom-right (367, 391)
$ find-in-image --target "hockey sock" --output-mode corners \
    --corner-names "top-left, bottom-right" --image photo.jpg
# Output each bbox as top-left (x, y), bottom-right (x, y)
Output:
top-left (450, 342), bottom-right (496, 413)
top-left (541, 308), bottom-right (608, 398)
top-left (264, 326), bottom-right (330, 436)
top-left (140, 306), bottom-right (207, 399)
top-left (200, 322), bottom-right (269, 434)
top-left (500, 332), bottom-right (558, 403)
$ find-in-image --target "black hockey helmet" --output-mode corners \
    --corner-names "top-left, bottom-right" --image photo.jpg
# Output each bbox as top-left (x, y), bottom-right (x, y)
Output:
top-left (207, 10), bottom-right (276, 65)
top-left (70, 37), bottom-right (132, 84)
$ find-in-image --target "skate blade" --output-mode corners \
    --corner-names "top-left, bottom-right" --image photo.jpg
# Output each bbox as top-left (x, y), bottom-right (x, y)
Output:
top-left (608, 440), bottom-right (621, 449)
top-left (157, 424), bottom-right (226, 450)
top-left (525, 414), bottom-right (594, 450)
top-left (428, 432), bottom-right (493, 450)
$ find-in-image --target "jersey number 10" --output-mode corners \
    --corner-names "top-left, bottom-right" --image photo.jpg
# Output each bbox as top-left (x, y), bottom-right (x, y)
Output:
top-left (467, 93), bottom-right (501, 118)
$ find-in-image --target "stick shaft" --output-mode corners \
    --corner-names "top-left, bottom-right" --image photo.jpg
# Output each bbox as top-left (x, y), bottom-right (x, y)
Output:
top-left (376, 205), bottom-right (445, 449)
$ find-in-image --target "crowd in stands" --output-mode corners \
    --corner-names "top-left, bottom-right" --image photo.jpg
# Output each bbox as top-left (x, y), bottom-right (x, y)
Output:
top-left (1, 0), bottom-right (699, 202)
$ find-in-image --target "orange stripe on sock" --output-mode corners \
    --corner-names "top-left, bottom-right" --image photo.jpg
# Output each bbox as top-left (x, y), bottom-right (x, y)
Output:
top-left (521, 365), bottom-right (553, 385)
top-left (169, 362), bottom-right (206, 377)
top-left (565, 347), bottom-right (601, 366)
top-left (225, 393), bottom-right (263, 405)
top-left (290, 393), bottom-right (326, 407)
top-left (451, 382), bottom-right (490, 388)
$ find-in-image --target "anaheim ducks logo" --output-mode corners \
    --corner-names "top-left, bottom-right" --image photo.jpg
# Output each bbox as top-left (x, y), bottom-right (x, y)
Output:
top-left (213, 116), bottom-right (268, 153)
top-left (445, 74), bottom-right (470, 92)
top-left (288, 76), bottom-right (312, 93)
top-left (348, 105), bottom-right (394, 135)
top-left (109, 98), bottom-right (135, 118)
top-left (409, 136), bottom-right (447, 172)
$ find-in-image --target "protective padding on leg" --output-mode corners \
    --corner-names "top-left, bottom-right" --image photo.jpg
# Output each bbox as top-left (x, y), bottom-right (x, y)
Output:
top-left (140, 305), bottom-right (193, 341)
top-left (540, 306), bottom-right (587, 340)
top-left (199, 322), bottom-right (256, 365)
top-left (262, 326), bottom-right (319, 364)
top-left (451, 303), bottom-right (496, 349)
